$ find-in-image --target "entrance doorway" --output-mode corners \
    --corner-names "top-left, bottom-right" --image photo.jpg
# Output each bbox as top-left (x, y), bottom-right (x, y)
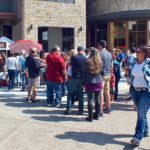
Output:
top-left (38, 27), bottom-right (74, 51)
top-left (0, 25), bottom-right (12, 39)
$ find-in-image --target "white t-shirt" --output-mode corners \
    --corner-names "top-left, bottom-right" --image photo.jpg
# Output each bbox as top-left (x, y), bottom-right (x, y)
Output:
top-left (6, 57), bottom-right (18, 70)
top-left (131, 61), bottom-right (147, 88)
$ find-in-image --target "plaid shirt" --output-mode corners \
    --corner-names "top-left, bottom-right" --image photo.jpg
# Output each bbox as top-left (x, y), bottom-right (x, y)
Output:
top-left (130, 58), bottom-right (150, 92)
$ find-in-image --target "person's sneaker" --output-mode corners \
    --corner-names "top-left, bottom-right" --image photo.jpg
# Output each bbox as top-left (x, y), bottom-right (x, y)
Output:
top-left (144, 132), bottom-right (149, 137)
top-left (99, 112), bottom-right (104, 117)
top-left (64, 110), bottom-right (71, 115)
top-left (32, 99), bottom-right (40, 103)
top-left (47, 104), bottom-right (53, 107)
top-left (93, 113), bottom-right (99, 120)
top-left (103, 108), bottom-right (111, 114)
top-left (85, 117), bottom-right (93, 122)
top-left (128, 96), bottom-right (132, 101)
top-left (26, 98), bottom-right (29, 102)
top-left (130, 138), bottom-right (140, 147)
top-left (78, 111), bottom-right (83, 115)
top-left (55, 103), bottom-right (61, 108)
top-left (26, 98), bottom-right (32, 102)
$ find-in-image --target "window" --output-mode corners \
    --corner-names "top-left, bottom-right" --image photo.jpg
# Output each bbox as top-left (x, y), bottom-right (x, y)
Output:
top-left (38, 27), bottom-right (48, 51)
top-left (62, 28), bottom-right (74, 51)
top-left (128, 21), bottom-right (147, 47)
top-left (96, 23), bottom-right (107, 44)
top-left (3, 25), bottom-right (12, 39)
top-left (47, 0), bottom-right (75, 3)
top-left (110, 22), bottom-right (127, 49)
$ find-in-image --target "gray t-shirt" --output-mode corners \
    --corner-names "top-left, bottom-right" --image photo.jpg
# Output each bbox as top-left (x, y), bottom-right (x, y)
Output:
top-left (100, 48), bottom-right (113, 76)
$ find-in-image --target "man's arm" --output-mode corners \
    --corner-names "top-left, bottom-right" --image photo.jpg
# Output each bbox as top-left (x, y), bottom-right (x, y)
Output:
top-left (60, 58), bottom-right (67, 81)
top-left (62, 69), bottom-right (67, 81)
top-left (34, 57), bottom-right (46, 64)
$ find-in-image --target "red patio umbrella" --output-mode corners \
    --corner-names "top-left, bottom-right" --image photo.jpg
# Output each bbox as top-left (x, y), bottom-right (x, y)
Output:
top-left (9, 40), bottom-right (43, 54)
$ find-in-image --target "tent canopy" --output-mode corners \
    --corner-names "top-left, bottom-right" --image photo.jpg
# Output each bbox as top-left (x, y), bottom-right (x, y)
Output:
top-left (0, 36), bottom-right (14, 51)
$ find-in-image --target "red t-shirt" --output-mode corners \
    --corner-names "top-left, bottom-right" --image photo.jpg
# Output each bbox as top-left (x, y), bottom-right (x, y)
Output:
top-left (46, 52), bottom-right (65, 83)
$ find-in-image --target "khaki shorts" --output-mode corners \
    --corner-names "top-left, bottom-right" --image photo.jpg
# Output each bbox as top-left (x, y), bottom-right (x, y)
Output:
top-left (28, 78), bottom-right (38, 87)
top-left (103, 76), bottom-right (111, 91)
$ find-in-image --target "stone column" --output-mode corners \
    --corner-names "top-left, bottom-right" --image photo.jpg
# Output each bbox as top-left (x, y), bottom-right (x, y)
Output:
top-left (147, 21), bottom-right (150, 45)
top-left (75, 26), bottom-right (86, 49)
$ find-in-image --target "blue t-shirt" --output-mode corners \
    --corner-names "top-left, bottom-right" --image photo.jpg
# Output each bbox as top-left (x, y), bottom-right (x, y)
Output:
top-left (113, 59), bottom-right (121, 79)
top-left (100, 48), bottom-right (113, 76)
top-left (19, 55), bottom-right (26, 72)
top-left (117, 53), bottom-right (125, 62)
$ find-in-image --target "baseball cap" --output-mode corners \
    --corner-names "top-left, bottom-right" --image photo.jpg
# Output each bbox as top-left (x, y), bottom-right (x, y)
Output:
top-left (77, 46), bottom-right (85, 51)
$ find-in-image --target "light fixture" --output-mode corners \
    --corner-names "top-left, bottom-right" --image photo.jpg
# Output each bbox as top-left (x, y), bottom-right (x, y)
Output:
top-left (27, 24), bottom-right (33, 31)
top-left (79, 26), bottom-right (83, 32)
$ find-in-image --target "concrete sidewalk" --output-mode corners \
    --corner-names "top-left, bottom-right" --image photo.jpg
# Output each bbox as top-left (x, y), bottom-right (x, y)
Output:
top-left (0, 78), bottom-right (150, 150)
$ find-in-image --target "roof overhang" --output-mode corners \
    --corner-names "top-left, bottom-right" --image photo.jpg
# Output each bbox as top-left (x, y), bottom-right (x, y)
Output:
top-left (0, 12), bottom-right (17, 22)
top-left (87, 10), bottom-right (150, 23)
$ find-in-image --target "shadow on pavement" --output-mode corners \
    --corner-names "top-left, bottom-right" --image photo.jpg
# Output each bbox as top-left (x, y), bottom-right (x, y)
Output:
top-left (23, 109), bottom-right (64, 115)
top-left (111, 103), bottom-right (134, 112)
top-left (138, 148), bottom-right (150, 150)
top-left (0, 98), bottom-right (22, 103)
top-left (31, 115), bottom-right (84, 122)
top-left (23, 109), bottom-right (86, 122)
top-left (5, 100), bottom-right (46, 108)
top-left (4, 100), bottom-right (80, 110)
top-left (55, 131), bottom-right (136, 150)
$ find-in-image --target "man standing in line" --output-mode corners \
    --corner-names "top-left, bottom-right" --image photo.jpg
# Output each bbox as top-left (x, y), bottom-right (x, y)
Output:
top-left (6, 53), bottom-right (18, 90)
top-left (98, 40), bottom-right (113, 114)
top-left (46, 46), bottom-right (66, 108)
top-left (64, 46), bottom-right (87, 115)
top-left (26, 47), bottom-right (41, 102)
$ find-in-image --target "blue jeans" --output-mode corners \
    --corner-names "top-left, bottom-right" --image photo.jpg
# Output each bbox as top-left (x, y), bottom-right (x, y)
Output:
top-left (131, 86), bottom-right (150, 141)
top-left (66, 78), bottom-right (84, 113)
top-left (46, 81), bottom-right (62, 105)
top-left (15, 70), bottom-right (19, 86)
top-left (114, 77), bottom-right (120, 99)
top-left (8, 70), bottom-right (15, 89)
top-left (62, 81), bottom-right (68, 96)
top-left (21, 73), bottom-right (26, 91)
top-left (87, 91), bottom-right (101, 117)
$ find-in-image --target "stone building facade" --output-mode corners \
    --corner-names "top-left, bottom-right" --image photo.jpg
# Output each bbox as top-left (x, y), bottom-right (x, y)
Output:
top-left (0, 0), bottom-right (86, 51)
top-left (87, 0), bottom-right (150, 49)
top-left (0, 0), bottom-right (21, 40)
top-left (22, 0), bottom-right (86, 50)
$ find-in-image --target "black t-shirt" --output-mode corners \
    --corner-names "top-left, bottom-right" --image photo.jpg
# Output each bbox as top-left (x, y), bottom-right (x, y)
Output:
top-left (71, 54), bottom-right (87, 79)
top-left (26, 55), bottom-right (41, 78)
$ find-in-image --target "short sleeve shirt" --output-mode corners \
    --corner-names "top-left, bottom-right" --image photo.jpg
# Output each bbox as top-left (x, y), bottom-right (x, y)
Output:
top-left (100, 48), bottom-right (113, 76)
top-left (46, 52), bottom-right (65, 83)
top-left (71, 54), bottom-right (87, 79)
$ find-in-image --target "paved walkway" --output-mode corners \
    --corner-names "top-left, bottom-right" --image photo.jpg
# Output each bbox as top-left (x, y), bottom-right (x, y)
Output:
top-left (0, 78), bottom-right (150, 150)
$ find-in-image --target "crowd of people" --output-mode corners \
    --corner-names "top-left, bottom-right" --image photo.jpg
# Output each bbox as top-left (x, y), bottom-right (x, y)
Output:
top-left (0, 40), bottom-right (150, 147)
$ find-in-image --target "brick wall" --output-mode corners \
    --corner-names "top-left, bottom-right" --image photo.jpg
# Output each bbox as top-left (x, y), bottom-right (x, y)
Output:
top-left (22, 0), bottom-right (86, 49)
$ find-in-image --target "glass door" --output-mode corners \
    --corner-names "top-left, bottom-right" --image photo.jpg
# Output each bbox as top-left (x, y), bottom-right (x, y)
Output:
top-left (109, 22), bottom-right (127, 50)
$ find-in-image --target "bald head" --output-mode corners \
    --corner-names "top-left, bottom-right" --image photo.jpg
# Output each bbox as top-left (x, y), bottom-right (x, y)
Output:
top-left (21, 49), bottom-right (26, 55)
top-left (30, 47), bottom-right (38, 52)
top-left (30, 47), bottom-right (38, 56)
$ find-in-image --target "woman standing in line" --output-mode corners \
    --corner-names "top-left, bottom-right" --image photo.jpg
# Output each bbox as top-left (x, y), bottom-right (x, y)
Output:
top-left (126, 45), bottom-right (150, 147)
top-left (6, 53), bottom-right (18, 90)
top-left (0, 52), bottom-right (6, 73)
top-left (82, 47), bottom-right (103, 122)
